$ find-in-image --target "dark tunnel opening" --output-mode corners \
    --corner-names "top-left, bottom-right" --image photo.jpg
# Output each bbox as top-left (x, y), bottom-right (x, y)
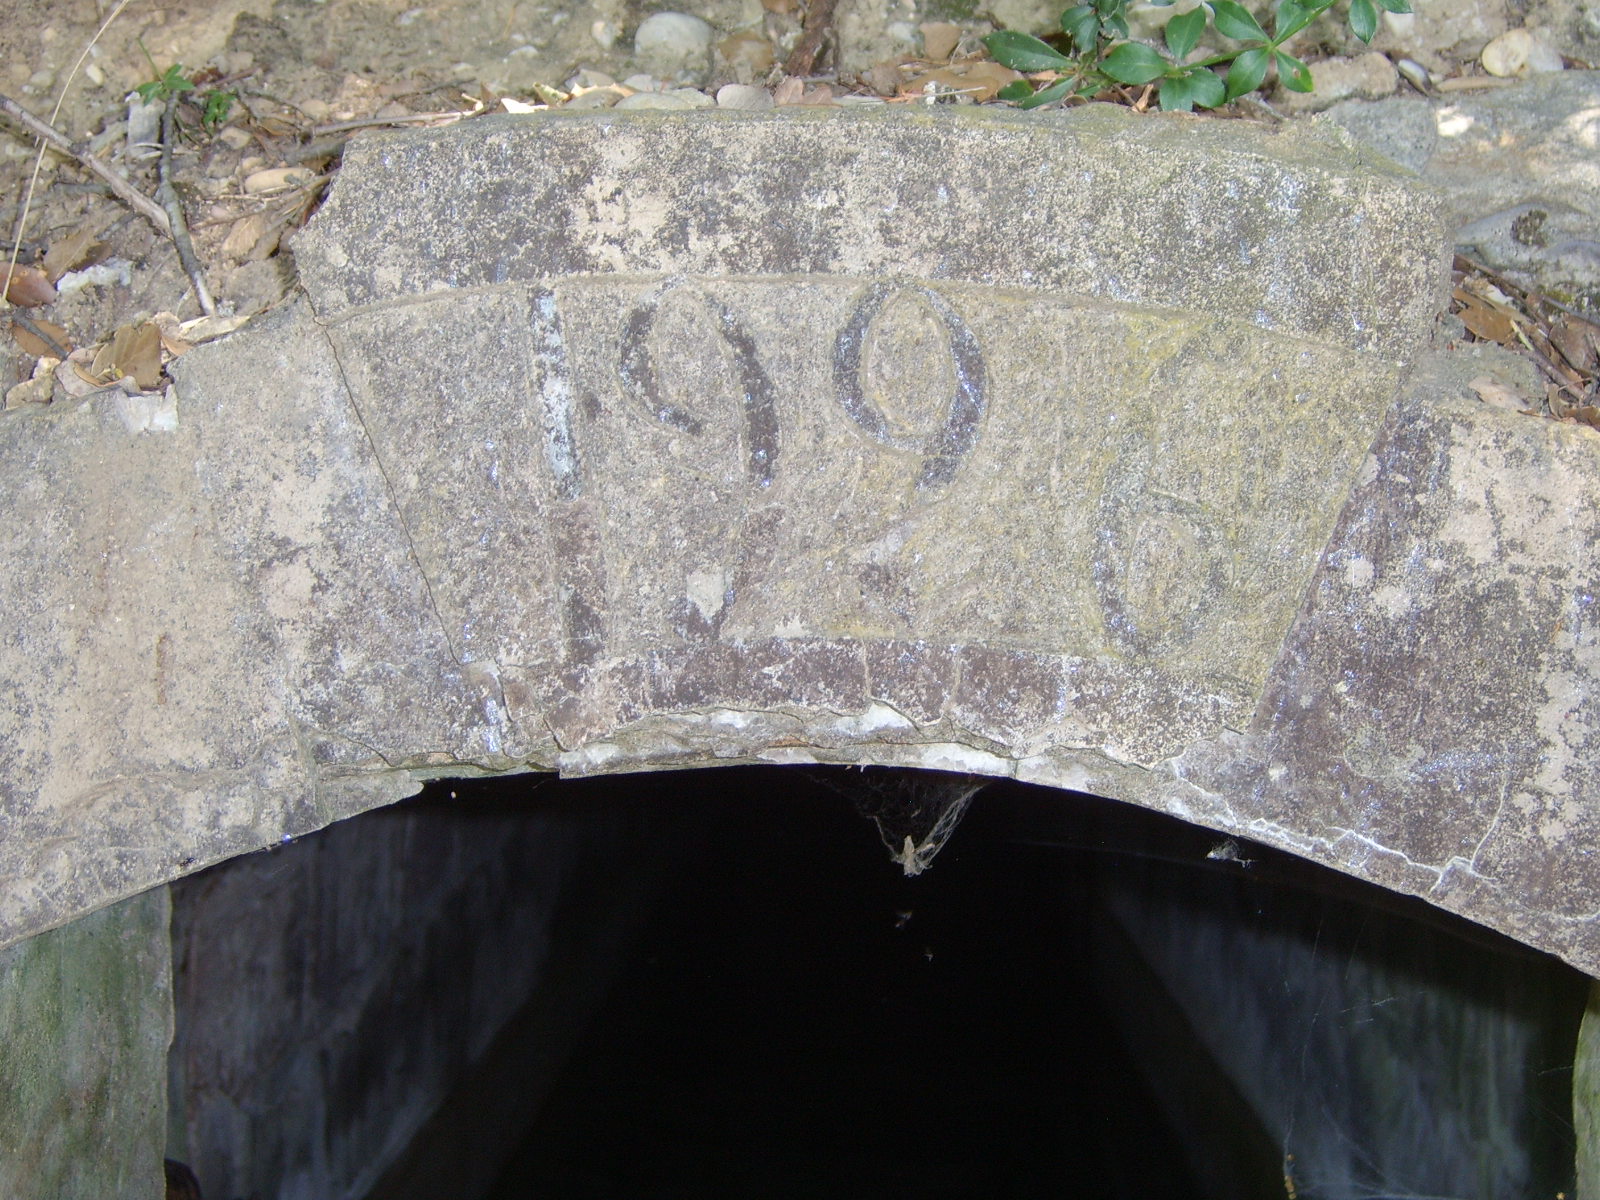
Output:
top-left (165, 767), bottom-right (1589, 1200)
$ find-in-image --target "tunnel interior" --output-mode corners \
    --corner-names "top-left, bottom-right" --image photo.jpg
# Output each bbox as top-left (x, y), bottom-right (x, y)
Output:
top-left (164, 766), bottom-right (1589, 1200)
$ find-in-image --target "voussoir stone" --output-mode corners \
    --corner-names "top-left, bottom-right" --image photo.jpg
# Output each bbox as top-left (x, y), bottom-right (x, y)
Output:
top-left (16, 106), bottom-right (1599, 978)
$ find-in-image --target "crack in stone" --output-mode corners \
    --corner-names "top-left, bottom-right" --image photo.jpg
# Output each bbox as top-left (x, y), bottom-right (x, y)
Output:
top-left (314, 317), bottom-right (466, 672)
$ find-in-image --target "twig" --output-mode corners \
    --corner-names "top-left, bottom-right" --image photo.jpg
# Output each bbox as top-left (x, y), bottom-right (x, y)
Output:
top-left (310, 110), bottom-right (476, 136)
top-left (283, 136), bottom-right (350, 165)
top-left (157, 94), bottom-right (217, 317)
top-left (0, 92), bottom-right (171, 238)
top-left (3, 0), bottom-right (136, 311)
top-left (4, 311), bottom-right (70, 359)
top-left (783, 0), bottom-right (840, 77)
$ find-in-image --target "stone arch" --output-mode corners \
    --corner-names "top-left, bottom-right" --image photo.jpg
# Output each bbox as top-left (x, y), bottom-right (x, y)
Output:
top-left (2, 107), bottom-right (1597, 995)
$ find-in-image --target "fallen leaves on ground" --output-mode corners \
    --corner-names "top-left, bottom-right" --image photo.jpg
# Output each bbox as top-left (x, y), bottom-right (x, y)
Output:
top-left (1451, 254), bottom-right (1600, 431)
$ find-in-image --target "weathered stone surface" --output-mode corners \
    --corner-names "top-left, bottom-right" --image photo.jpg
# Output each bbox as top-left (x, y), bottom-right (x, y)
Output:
top-left (0, 887), bottom-right (169, 1199)
top-left (18, 106), bottom-right (1600, 981)
top-left (1326, 71), bottom-right (1600, 305)
top-left (1172, 348), bottom-right (1600, 970)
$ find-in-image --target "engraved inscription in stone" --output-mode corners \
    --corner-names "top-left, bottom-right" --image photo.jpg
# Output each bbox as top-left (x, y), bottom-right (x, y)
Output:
top-left (618, 277), bottom-right (779, 488)
top-left (308, 276), bottom-right (1399, 694)
top-left (1094, 482), bottom-right (1233, 660)
top-left (832, 282), bottom-right (987, 490)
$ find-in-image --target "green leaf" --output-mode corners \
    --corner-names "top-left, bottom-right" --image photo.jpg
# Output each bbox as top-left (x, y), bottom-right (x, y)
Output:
top-left (982, 30), bottom-right (1075, 70)
top-left (1148, 0), bottom-right (1177, 6)
top-left (1210, 0), bottom-right (1268, 40)
top-left (1158, 66), bottom-right (1227, 109)
top-left (1272, 0), bottom-right (1319, 38)
top-left (200, 89), bottom-right (236, 131)
top-left (1060, 4), bottom-right (1100, 51)
top-left (996, 79), bottom-right (1037, 101)
top-left (1373, 0), bottom-right (1411, 12)
top-left (1018, 76), bottom-right (1078, 107)
top-left (1348, 0), bottom-right (1377, 41)
top-left (1164, 7), bottom-right (1207, 59)
top-left (1224, 45), bottom-right (1270, 97)
top-left (1101, 41), bottom-right (1172, 84)
top-left (1102, 9), bottom-right (1130, 37)
top-left (160, 63), bottom-right (194, 94)
top-left (1273, 48), bottom-right (1313, 89)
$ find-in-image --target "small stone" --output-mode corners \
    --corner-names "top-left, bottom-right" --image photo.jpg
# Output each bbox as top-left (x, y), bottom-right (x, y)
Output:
top-left (591, 19), bottom-right (618, 49)
top-left (243, 167), bottom-right (316, 195)
top-left (614, 88), bottom-right (715, 110)
top-left (622, 73), bottom-right (661, 92)
top-left (1273, 52), bottom-right (1396, 113)
top-left (218, 126), bottom-right (252, 150)
top-left (919, 22), bottom-right (962, 62)
top-left (716, 83), bottom-right (774, 110)
top-left (5, 371), bottom-right (56, 410)
top-left (566, 68), bottom-right (617, 90)
top-left (564, 87), bottom-right (625, 109)
top-left (633, 12), bottom-right (716, 85)
top-left (717, 30), bottom-right (774, 83)
top-left (1480, 28), bottom-right (1565, 77)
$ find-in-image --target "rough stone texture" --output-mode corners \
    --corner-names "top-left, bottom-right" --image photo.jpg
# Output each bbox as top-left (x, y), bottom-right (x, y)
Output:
top-left (0, 887), bottom-right (169, 1200)
top-left (14, 107), bottom-right (1600, 980)
top-left (1171, 348), bottom-right (1600, 969)
top-left (1326, 71), bottom-right (1600, 307)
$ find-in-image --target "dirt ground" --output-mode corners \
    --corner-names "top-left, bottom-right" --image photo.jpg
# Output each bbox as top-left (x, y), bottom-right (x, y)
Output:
top-left (0, 0), bottom-right (1595, 412)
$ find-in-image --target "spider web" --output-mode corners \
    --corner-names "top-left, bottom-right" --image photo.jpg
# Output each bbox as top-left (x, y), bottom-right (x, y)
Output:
top-left (817, 768), bottom-right (986, 875)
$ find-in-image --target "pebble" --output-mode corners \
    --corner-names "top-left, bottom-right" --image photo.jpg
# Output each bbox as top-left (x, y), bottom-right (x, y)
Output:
top-left (633, 12), bottom-right (716, 85)
top-left (1480, 28), bottom-right (1565, 77)
top-left (715, 83), bottom-right (774, 110)
top-left (614, 88), bottom-right (716, 110)
top-left (1274, 52), bottom-right (1398, 113)
top-left (564, 87), bottom-right (625, 109)
top-left (243, 166), bottom-right (317, 195)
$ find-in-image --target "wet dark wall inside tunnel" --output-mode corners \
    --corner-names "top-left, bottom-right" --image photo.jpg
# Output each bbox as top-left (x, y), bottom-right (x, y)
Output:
top-left (165, 766), bottom-right (1588, 1200)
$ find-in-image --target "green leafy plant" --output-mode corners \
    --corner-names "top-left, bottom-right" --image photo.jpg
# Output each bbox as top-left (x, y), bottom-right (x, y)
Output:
top-left (198, 88), bottom-right (237, 132)
top-left (133, 60), bottom-right (195, 107)
top-left (984, 0), bottom-right (1411, 112)
top-left (133, 45), bottom-right (238, 133)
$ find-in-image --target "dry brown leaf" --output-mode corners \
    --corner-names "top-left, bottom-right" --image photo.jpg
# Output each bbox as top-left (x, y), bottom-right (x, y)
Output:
top-left (1453, 287), bottom-right (1520, 344)
top-left (919, 22), bottom-right (963, 61)
top-left (148, 312), bottom-right (196, 358)
top-left (762, 0), bottom-right (798, 14)
top-left (7, 317), bottom-right (71, 357)
top-left (1468, 374), bottom-right (1530, 412)
top-left (2, 264), bottom-right (57, 308)
top-left (772, 76), bottom-right (805, 105)
top-left (43, 225), bottom-right (110, 282)
top-left (242, 166), bottom-right (316, 195)
top-left (90, 323), bottom-right (165, 392)
top-left (860, 62), bottom-right (905, 96)
top-left (222, 213), bottom-right (271, 261)
top-left (900, 61), bottom-right (1023, 102)
top-left (1550, 313), bottom-right (1600, 372)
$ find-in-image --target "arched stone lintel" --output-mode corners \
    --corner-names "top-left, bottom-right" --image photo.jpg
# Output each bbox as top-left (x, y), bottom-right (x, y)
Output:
top-left (3, 109), bottom-right (1598, 978)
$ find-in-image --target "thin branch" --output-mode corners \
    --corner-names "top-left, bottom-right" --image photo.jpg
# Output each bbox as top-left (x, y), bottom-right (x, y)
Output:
top-left (5, 311), bottom-right (71, 359)
top-left (157, 94), bottom-right (216, 317)
top-left (0, 91), bottom-right (171, 238)
top-left (783, 0), bottom-right (840, 78)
